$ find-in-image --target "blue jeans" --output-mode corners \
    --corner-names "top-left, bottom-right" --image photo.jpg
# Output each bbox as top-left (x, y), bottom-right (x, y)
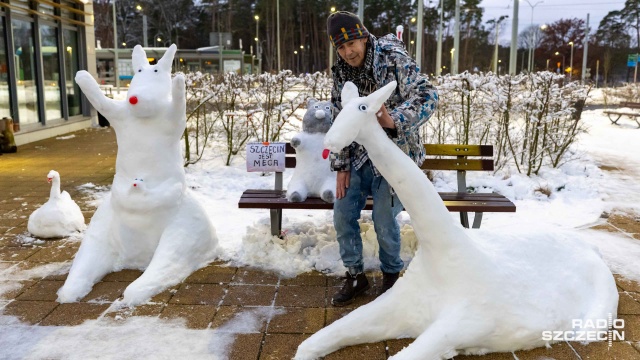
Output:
top-left (334, 160), bottom-right (404, 274)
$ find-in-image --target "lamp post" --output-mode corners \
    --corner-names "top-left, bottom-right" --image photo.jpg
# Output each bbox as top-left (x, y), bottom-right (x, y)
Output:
top-left (112, 0), bottom-right (119, 93)
top-left (492, 15), bottom-right (508, 74)
top-left (408, 17), bottom-right (416, 58)
top-left (328, 6), bottom-right (336, 72)
top-left (524, 0), bottom-right (543, 72)
top-left (546, 58), bottom-right (549, 70)
top-left (300, 45), bottom-right (304, 73)
top-left (554, 51), bottom-right (565, 75)
top-left (568, 41), bottom-right (574, 80)
top-left (254, 15), bottom-right (259, 57)
top-left (450, 48), bottom-right (455, 74)
top-left (436, 0), bottom-right (443, 76)
top-left (416, 0), bottom-right (424, 69)
top-left (533, 24), bottom-right (547, 72)
top-left (136, 5), bottom-right (148, 47)
top-left (509, 0), bottom-right (519, 74)
top-left (277, 0), bottom-right (281, 72)
top-left (452, 0), bottom-right (460, 74)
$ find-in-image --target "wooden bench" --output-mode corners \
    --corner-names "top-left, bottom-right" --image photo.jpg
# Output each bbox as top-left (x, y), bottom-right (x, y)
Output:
top-left (239, 143), bottom-right (516, 236)
top-left (603, 101), bottom-right (640, 128)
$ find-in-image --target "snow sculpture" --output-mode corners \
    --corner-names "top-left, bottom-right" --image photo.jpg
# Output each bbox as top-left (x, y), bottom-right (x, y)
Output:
top-left (286, 99), bottom-right (336, 203)
top-left (57, 45), bottom-right (218, 306)
top-left (27, 170), bottom-right (85, 238)
top-left (295, 81), bottom-right (618, 359)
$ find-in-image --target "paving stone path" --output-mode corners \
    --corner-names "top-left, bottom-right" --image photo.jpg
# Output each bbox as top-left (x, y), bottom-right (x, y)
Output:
top-left (1, 128), bottom-right (639, 359)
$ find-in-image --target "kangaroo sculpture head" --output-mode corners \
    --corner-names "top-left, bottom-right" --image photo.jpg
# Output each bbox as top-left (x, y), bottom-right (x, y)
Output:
top-left (127, 44), bottom-right (177, 118)
top-left (324, 81), bottom-right (397, 153)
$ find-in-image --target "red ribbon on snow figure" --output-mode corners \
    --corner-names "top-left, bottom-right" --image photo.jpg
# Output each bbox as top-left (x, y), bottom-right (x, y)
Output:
top-left (322, 149), bottom-right (330, 160)
top-left (129, 96), bottom-right (138, 105)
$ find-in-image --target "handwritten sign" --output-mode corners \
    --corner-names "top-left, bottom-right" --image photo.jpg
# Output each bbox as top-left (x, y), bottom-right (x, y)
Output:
top-left (246, 142), bottom-right (286, 172)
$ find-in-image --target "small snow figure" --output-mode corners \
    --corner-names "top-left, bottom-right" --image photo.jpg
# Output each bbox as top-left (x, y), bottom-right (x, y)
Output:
top-left (27, 170), bottom-right (86, 238)
top-left (294, 81), bottom-right (618, 359)
top-left (57, 44), bottom-right (218, 307)
top-left (286, 99), bottom-right (336, 203)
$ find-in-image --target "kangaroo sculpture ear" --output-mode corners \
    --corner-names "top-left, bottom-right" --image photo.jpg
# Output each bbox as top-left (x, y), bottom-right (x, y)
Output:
top-left (366, 81), bottom-right (397, 112)
top-left (341, 82), bottom-right (359, 106)
top-left (132, 45), bottom-right (148, 70)
top-left (157, 44), bottom-right (177, 72)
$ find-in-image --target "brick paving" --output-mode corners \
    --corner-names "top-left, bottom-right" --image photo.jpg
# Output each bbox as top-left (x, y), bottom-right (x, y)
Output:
top-left (1, 127), bottom-right (640, 359)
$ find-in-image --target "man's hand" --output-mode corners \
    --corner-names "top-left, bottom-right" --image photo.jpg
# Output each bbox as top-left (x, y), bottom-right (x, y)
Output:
top-left (336, 171), bottom-right (350, 200)
top-left (377, 104), bottom-right (396, 129)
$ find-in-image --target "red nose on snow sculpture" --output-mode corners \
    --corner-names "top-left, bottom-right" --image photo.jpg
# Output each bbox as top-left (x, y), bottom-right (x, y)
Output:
top-left (129, 96), bottom-right (138, 105)
top-left (322, 149), bottom-right (330, 159)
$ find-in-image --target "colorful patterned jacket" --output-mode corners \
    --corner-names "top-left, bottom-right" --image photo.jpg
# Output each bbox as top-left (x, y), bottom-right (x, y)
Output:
top-left (330, 34), bottom-right (439, 176)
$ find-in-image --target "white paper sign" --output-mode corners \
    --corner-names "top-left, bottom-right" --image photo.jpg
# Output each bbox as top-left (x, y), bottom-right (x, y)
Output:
top-left (246, 142), bottom-right (286, 172)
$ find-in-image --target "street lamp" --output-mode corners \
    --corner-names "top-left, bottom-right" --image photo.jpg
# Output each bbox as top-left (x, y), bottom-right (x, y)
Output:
top-left (155, 35), bottom-right (163, 47)
top-left (450, 48), bottom-right (455, 74)
top-left (524, 0), bottom-right (543, 72)
top-left (408, 17), bottom-right (416, 59)
top-left (328, 6), bottom-right (337, 72)
top-left (136, 5), bottom-right (148, 47)
top-left (532, 24), bottom-right (547, 72)
top-left (112, 0), bottom-right (120, 92)
top-left (254, 15), bottom-right (259, 56)
top-left (568, 41), bottom-right (574, 80)
top-left (554, 51), bottom-right (565, 75)
top-left (546, 58), bottom-right (550, 70)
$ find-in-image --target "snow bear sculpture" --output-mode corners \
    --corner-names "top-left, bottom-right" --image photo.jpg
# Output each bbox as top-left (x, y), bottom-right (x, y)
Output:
top-left (57, 44), bottom-right (218, 306)
top-left (294, 81), bottom-right (619, 359)
top-left (286, 99), bottom-right (336, 203)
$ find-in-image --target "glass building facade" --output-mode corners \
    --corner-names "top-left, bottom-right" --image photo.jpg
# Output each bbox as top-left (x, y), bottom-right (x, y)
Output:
top-left (0, 0), bottom-right (92, 134)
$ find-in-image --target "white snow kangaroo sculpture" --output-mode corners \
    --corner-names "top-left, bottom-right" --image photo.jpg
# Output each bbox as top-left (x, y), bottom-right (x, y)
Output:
top-left (57, 45), bottom-right (218, 306)
top-left (294, 81), bottom-right (618, 359)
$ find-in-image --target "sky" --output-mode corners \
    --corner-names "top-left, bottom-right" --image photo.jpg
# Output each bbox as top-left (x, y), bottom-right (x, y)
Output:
top-left (479, 0), bottom-right (627, 40)
top-left (2, 89), bottom-right (640, 358)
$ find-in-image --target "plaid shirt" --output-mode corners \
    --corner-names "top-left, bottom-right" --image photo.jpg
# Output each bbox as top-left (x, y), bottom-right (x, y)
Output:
top-left (330, 34), bottom-right (438, 177)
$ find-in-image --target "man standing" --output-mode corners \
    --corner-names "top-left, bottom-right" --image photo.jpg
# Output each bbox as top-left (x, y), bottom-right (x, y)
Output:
top-left (327, 11), bottom-right (438, 306)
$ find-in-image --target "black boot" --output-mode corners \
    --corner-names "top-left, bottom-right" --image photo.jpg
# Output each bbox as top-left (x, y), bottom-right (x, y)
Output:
top-left (331, 271), bottom-right (370, 307)
top-left (380, 272), bottom-right (400, 294)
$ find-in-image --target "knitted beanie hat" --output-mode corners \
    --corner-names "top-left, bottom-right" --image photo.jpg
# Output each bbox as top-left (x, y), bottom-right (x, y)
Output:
top-left (327, 11), bottom-right (370, 48)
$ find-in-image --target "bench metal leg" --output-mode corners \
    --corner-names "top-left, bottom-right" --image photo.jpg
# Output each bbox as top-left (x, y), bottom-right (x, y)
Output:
top-left (270, 171), bottom-right (284, 237)
top-left (270, 208), bottom-right (282, 237)
top-left (459, 212), bottom-right (470, 228)
top-left (472, 212), bottom-right (483, 229)
top-left (607, 113), bottom-right (622, 125)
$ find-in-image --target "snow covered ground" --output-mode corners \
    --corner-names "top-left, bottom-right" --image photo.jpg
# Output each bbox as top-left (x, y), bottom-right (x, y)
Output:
top-left (1, 104), bottom-right (640, 358)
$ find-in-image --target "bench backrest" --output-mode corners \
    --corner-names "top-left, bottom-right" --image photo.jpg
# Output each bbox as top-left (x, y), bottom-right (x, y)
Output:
top-left (620, 101), bottom-right (640, 108)
top-left (283, 143), bottom-right (494, 172)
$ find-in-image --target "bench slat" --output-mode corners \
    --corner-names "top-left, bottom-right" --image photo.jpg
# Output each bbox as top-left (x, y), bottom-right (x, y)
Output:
top-left (239, 190), bottom-right (516, 213)
top-left (421, 159), bottom-right (494, 171)
top-left (603, 111), bottom-right (640, 117)
top-left (283, 143), bottom-right (496, 169)
top-left (242, 189), bottom-right (511, 202)
top-left (424, 144), bottom-right (493, 156)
